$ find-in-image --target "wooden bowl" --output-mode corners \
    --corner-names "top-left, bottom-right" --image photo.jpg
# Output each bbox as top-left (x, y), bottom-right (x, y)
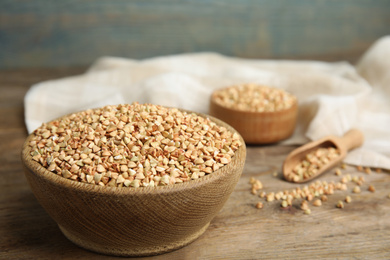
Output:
top-left (21, 111), bottom-right (246, 257)
top-left (209, 91), bottom-right (298, 144)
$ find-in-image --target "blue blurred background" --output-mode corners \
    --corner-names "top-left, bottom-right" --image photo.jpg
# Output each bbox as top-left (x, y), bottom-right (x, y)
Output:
top-left (1, 0), bottom-right (389, 68)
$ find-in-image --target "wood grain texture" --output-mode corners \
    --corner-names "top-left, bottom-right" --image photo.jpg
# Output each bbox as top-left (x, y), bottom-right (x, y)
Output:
top-left (1, 0), bottom-right (390, 68)
top-left (209, 91), bottom-right (298, 144)
top-left (1, 69), bottom-right (390, 259)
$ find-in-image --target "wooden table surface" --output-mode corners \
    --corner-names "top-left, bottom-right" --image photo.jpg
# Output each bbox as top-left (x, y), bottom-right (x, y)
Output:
top-left (1, 68), bottom-right (390, 260)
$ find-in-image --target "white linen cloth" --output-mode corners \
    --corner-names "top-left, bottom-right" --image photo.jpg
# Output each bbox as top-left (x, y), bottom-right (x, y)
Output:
top-left (24, 36), bottom-right (390, 170)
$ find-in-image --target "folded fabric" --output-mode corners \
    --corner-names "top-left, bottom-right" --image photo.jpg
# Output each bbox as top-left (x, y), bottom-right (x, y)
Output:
top-left (24, 36), bottom-right (390, 170)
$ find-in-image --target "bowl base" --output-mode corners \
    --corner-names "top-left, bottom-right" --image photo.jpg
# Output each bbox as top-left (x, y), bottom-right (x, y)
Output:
top-left (59, 222), bottom-right (209, 257)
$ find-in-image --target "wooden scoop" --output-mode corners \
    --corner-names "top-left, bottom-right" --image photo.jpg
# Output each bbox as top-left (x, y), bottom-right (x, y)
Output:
top-left (283, 129), bottom-right (364, 183)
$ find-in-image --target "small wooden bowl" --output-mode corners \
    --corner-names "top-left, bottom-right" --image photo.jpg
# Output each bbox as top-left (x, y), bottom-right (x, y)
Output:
top-left (209, 91), bottom-right (298, 144)
top-left (21, 112), bottom-right (246, 257)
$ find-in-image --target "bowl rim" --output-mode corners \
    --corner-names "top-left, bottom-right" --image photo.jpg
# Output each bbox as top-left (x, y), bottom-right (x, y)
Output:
top-left (210, 89), bottom-right (298, 116)
top-left (21, 107), bottom-right (246, 196)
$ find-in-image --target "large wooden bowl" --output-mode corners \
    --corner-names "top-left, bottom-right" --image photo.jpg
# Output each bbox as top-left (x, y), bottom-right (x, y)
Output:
top-left (21, 112), bottom-right (246, 257)
top-left (209, 92), bottom-right (298, 144)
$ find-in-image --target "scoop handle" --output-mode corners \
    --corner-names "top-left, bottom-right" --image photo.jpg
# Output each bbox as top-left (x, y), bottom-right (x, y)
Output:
top-left (339, 129), bottom-right (364, 151)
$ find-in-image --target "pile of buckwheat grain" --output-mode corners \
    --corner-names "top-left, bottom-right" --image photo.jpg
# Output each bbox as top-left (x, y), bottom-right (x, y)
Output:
top-left (213, 84), bottom-right (296, 112)
top-left (286, 147), bottom-right (341, 182)
top-left (28, 102), bottom-right (242, 188)
top-left (251, 163), bottom-right (384, 214)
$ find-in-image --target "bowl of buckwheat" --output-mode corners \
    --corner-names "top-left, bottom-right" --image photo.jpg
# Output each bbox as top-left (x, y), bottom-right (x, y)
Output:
top-left (21, 102), bottom-right (246, 257)
top-left (209, 83), bottom-right (298, 144)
